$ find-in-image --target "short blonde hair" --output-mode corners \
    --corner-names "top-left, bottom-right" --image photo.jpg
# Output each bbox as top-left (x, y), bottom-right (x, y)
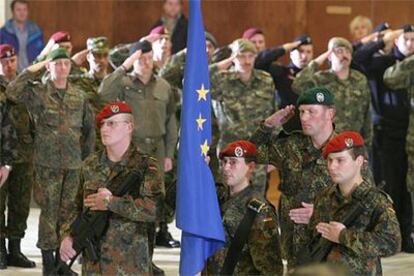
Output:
top-left (349, 15), bottom-right (373, 35)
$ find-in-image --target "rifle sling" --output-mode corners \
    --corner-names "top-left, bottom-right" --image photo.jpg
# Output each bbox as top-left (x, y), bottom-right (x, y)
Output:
top-left (221, 198), bottom-right (265, 275)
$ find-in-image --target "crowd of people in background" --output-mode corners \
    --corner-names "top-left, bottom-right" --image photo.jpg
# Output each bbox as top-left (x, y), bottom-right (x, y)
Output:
top-left (0, 0), bottom-right (413, 275)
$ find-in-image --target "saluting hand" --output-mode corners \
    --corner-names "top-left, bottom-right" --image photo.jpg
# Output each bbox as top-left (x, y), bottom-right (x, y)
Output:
top-left (316, 221), bottom-right (346, 243)
top-left (264, 105), bottom-right (295, 128)
top-left (122, 49), bottom-right (142, 71)
top-left (84, 188), bottom-right (112, 211)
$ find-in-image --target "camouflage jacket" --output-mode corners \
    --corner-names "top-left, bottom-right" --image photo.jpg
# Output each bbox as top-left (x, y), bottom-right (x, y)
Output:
top-left (6, 69), bottom-right (95, 169)
top-left (0, 77), bottom-right (17, 165)
top-left (292, 61), bottom-right (372, 147)
top-left (69, 70), bottom-right (106, 115)
top-left (309, 178), bottom-right (401, 275)
top-left (383, 54), bottom-right (414, 190)
top-left (159, 49), bottom-right (186, 90)
top-left (99, 67), bottom-right (178, 159)
top-left (210, 65), bottom-right (277, 151)
top-left (1, 75), bottom-right (32, 164)
top-left (63, 144), bottom-right (163, 275)
top-left (204, 185), bottom-right (283, 275)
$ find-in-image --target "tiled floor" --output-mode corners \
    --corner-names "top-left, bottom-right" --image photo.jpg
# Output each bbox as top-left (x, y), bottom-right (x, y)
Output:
top-left (4, 208), bottom-right (414, 275)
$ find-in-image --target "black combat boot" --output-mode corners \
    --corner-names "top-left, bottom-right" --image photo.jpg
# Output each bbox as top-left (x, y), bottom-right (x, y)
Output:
top-left (402, 235), bottom-right (414, 253)
top-left (152, 262), bottom-right (165, 276)
top-left (41, 250), bottom-right (57, 276)
top-left (7, 239), bottom-right (36, 267)
top-left (0, 238), bottom-right (7, 269)
top-left (55, 250), bottom-right (78, 276)
top-left (155, 223), bottom-right (180, 248)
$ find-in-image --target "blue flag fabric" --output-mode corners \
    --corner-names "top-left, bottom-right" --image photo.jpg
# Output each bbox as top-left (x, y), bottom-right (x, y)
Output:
top-left (176, 0), bottom-right (225, 275)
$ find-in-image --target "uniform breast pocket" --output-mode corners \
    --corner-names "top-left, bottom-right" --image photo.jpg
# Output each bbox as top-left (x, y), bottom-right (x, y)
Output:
top-left (66, 99), bottom-right (83, 128)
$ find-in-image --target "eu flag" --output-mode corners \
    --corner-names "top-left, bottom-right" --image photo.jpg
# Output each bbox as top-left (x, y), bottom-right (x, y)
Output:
top-left (176, 0), bottom-right (225, 275)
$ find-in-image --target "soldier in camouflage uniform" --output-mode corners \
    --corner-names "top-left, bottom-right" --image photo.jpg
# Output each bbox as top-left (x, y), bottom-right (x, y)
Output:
top-left (0, 44), bottom-right (21, 269)
top-left (60, 102), bottom-right (163, 275)
top-left (6, 48), bottom-right (95, 275)
top-left (204, 140), bottom-right (283, 275)
top-left (249, 87), bottom-right (335, 270)
top-left (308, 131), bottom-right (400, 275)
top-left (99, 40), bottom-right (178, 271)
top-left (292, 37), bottom-right (372, 146)
top-left (210, 38), bottom-right (277, 194)
top-left (382, 33), bottom-right (414, 245)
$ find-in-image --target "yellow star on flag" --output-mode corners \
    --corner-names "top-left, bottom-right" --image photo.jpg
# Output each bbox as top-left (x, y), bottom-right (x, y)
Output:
top-left (196, 113), bottom-right (207, 131)
top-left (196, 83), bottom-right (209, 101)
top-left (200, 139), bottom-right (210, 157)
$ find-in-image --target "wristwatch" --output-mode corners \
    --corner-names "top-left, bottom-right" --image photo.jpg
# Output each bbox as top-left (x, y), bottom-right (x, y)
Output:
top-left (4, 165), bottom-right (12, 171)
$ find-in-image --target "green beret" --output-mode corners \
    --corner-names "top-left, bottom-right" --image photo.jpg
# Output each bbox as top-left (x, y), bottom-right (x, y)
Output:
top-left (87, 36), bottom-right (109, 54)
top-left (230, 38), bottom-right (257, 54)
top-left (328, 37), bottom-right (353, 53)
top-left (47, 48), bottom-right (70, 61)
top-left (297, 87), bottom-right (335, 106)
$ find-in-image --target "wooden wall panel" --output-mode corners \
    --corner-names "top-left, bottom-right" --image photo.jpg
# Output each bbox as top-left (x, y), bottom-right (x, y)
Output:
top-left (23, 1), bottom-right (414, 56)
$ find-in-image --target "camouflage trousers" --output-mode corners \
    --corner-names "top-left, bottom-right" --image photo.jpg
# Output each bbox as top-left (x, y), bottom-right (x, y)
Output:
top-left (280, 195), bottom-right (311, 270)
top-left (33, 165), bottom-right (80, 250)
top-left (0, 162), bottom-right (33, 239)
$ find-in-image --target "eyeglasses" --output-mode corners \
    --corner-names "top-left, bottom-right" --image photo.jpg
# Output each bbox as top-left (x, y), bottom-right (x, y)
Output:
top-left (99, 120), bottom-right (129, 129)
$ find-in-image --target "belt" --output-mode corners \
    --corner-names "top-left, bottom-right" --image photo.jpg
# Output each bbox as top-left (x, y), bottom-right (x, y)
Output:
top-left (136, 136), bottom-right (162, 144)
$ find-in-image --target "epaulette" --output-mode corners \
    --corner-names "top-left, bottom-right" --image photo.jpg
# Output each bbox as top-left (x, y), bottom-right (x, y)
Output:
top-left (350, 69), bottom-right (368, 82)
top-left (247, 198), bottom-right (267, 214)
top-left (254, 69), bottom-right (272, 79)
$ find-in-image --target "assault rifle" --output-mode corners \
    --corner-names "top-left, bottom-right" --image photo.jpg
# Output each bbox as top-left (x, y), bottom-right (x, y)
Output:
top-left (63, 167), bottom-right (145, 268)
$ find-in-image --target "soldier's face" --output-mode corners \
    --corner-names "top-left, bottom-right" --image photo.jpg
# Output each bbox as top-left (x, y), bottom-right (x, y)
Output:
top-left (329, 47), bottom-right (352, 72)
top-left (47, 58), bottom-right (71, 80)
top-left (352, 23), bottom-right (370, 41)
top-left (100, 114), bottom-right (133, 147)
top-left (327, 150), bottom-right (363, 185)
top-left (299, 105), bottom-right (334, 137)
top-left (396, 32), bottom-right (414, 56)
top-left (249, 33), bottom-right (266, 52)
top-left (163, 0), bottom-right (182, 18)
top-left (133, 51), bottom-right (154, 75)
top-left (206, 41), bottom-right (215, 62)
top-left (0, 56), bottom-right (17, 79)
top-left (234, 52), bottom-right (256, 74)
top-left (87, 52), bottom-right (109, 73)
top-left (152, 37), bottom-right (172, 59)
top-left (221, 157), bottom-right (254, 189)
top-left (12, 2), bottom-right (28, 23)
top-left (290, 44), bottom-right (314, 69)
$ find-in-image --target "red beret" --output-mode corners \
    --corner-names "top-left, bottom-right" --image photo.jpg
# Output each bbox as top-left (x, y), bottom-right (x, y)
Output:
top-left (0, 44), bottom-right (16, 59)
top-left (242, 27), bottom-right (264, 40)
top-left (219, 140), bottom-right (257, 160)
top-left (149, 25), bottom-right (168, 36)
top-left (323, 131), bottom-right (365, 158)
top-left (96, 102), bottom-right (132, 127)
top-left (51, 31), bottom-right (71, 43)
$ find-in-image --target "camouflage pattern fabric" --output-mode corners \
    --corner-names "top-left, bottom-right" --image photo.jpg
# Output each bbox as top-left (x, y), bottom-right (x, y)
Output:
top-left (33, 166), bottom-right (80, 250)
top-left (250, 122), bottom-right (332, 268)
top-left (210, 65), bottom-right (277, 193)
top-left (0, 77), bottom-right (19, 239)
top-left (61, 145), bottom-right (163, 275)
top-left (6, 69), bottom-right (96, 169)
top-left (204, 185), bottom-right (283, 275)
top-left (0, 163), bottom-right (33, 239)
top-left (292, 61), bottom-right (372, 147)
top-left (309, 179), bottom-right (401, 275)
top-left (383, 54), bottom-right (414, 191)
top-left (99, 67), bottom-right (178, 175)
